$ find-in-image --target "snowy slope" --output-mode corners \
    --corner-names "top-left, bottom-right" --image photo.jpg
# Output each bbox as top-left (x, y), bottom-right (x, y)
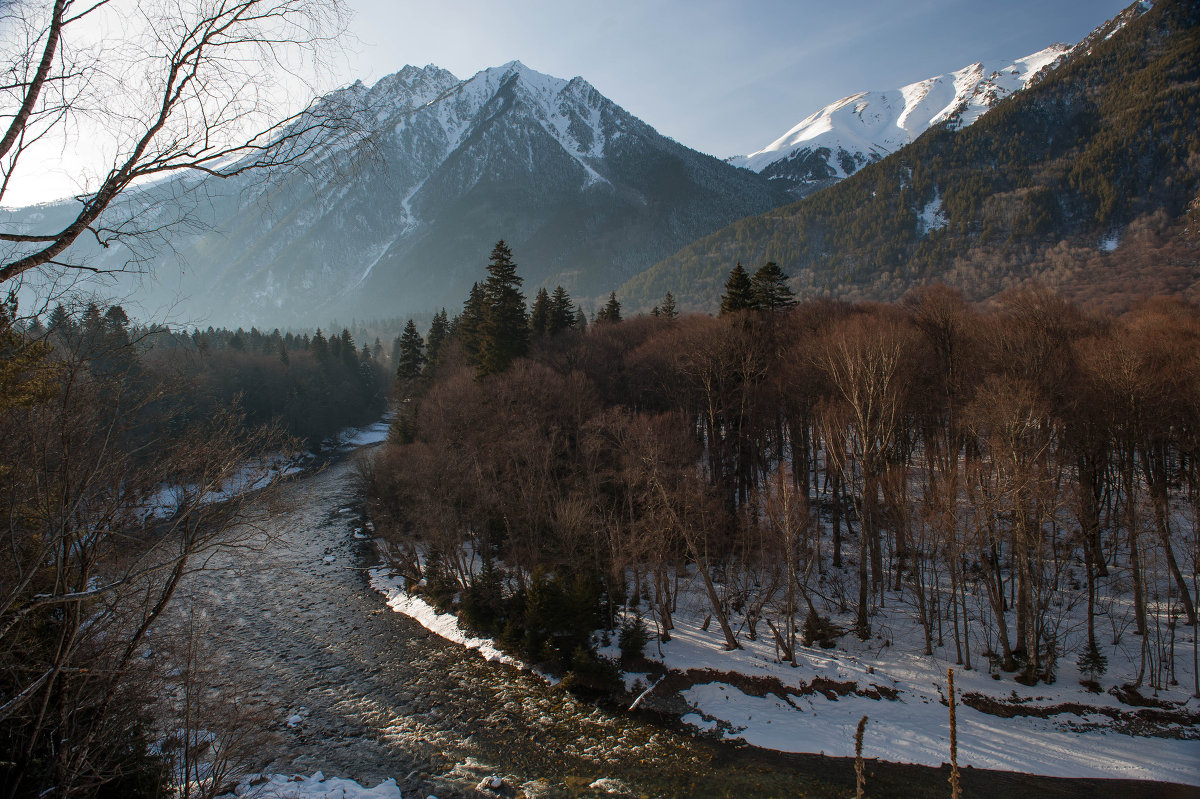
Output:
top-left (17, 60), bottom-right (782, 327)
top-left (730, 45), bottom-right (1071, 196)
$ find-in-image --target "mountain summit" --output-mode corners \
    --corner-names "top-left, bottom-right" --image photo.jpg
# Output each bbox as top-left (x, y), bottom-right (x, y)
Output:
top-left (622, 0), bottom-right (1196, 314)
top-left (23, 60), bottom-right (784, 327)
top-left (729, 45), bottom-right (1071, 198)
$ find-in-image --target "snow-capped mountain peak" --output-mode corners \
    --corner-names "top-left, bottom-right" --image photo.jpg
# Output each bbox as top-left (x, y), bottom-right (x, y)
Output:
top-left (453, 61), bottom-right (614, 163)
top-left (45, 59), bottom-right (783, 328)
top-left (731, 43), bottom-right (1072, 197)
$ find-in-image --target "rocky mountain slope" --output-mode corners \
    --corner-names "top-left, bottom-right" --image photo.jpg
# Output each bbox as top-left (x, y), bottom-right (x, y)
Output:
top-left (728, 45), bottom-right (1070, 198)
top-left (622, 0), bottom-right (1198, 314)
top-left (8, 61), bottom-right (786, 327)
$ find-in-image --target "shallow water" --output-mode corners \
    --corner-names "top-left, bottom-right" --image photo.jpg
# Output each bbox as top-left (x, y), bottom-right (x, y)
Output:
top-left (170, 452), bottom-right (1189, 799)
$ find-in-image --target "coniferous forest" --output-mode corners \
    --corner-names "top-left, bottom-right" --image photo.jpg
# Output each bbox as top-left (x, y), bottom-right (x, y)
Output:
top-left (369, 246), bottom-right (1199, 699)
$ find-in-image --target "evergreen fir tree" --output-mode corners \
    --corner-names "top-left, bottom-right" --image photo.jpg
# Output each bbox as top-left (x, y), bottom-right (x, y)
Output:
top-left (340, 329), bottom-right (359, 370)
top-left (46, 304), bottom-right (71, 334)
top-left (310, 328), bottom-right (329, 361)
top-left (596, 292), bottom-right (622, 323)
top-left (426, 309), bottom-right (449, 365)
top-left (720, 262), bottom-right (754, 315)
top-left (396, 319), bottom-right (426, 381)
top-left (750, 261), bottom-right (797, 311)
top-left (477, 240), bottom-right (529, 375)
top-left (549, 286), bottom-right (575, 333)
top-left (81, 302), bottom-right (102, 334)
top-left (458, 283), bottom-right (486, 363)
top-left (574, 304), bottom-right (588, 331)
top-left (660, 291), bottom-right (678, 319)
top-left (530, 287), bottom-right (551, 338)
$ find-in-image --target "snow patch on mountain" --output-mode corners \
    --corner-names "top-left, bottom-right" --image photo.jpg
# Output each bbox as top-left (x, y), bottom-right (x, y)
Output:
top-left (919, 192), bottom-right (947, 235)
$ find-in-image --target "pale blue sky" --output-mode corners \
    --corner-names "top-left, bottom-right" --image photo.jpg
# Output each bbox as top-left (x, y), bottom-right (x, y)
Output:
top-left (342, 0), bottom-right (1131, 158)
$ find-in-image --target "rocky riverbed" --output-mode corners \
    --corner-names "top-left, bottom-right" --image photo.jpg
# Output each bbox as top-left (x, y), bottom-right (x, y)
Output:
top-left (169, 449), bottom-right (1196, 799)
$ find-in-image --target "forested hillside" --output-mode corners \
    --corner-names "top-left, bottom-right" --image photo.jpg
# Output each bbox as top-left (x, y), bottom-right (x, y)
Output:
top-left (368, 250), bottom-right (1199, 699)
top-left (622, 0), bottom-right (1200, 313)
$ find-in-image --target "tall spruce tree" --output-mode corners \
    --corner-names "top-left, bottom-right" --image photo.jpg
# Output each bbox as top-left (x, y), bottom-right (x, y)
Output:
top-left (530, 287), bottom-right (551, 338)
top-left (750, 261), bottom-right (797, 311)
top-left (458, 283), bottom-right (486, 362)
top-left (477, 240), bottom-right (529, 375)
top-left (549, 285), bottom-right (575, 333)
top-left (396, 319), bottom-right (426, 381)
top-left (310, 328), bottom-right (329, 361)
top-left (46, 304), bottom-right (71, 335)
top-left (660, 291), bottom-right (678, 319)
top-left (574, 304), bottom-right (588, 332)
top-left (720, 262), bottom-right (754, 315)
top-left (426, 309), bottom-right (449, 364)
top-left (339, 329), bottom-right (359, 370)
top-left (596, 291), bottom-right (622, 323)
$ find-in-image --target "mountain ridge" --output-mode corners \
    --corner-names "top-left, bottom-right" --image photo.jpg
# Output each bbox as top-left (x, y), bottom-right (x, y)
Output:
top-left (727, 44), bottom-right (1071, 198)
top-left (620, 0), bottom-right (1199, 314)
top-left (7, 60), bottom-right (786, 327)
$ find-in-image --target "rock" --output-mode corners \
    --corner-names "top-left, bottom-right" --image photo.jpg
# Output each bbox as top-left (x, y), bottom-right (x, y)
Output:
top-left (476, 775), bottom-right (503, 791)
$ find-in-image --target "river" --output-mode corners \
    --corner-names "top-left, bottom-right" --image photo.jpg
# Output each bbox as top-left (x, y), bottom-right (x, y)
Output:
top-left (171, 447), bottom-right (1191, 799)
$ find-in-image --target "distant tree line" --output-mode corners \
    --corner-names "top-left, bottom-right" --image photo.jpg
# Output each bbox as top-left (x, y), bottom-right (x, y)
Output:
top-left (31, 308), bottom-right (391, 445)
top-left (153, 323), bottom-right (387, 445)
top-left (369, 248), bottom-right (1199, 696)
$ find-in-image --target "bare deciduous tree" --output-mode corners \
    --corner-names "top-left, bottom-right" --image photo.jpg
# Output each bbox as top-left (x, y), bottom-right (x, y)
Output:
top-left (0, 317), bottom-right (293, 796)
top-left (0, 0), bottom-right (358, 286)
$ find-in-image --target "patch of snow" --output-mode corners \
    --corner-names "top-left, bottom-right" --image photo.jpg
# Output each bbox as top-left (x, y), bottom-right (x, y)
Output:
top-left (614, 578), bottom-right (1199, 786)
top-left (679, 680), bottom-right (1199, 785)
top-left (218, 772), bottom-right (402, 798)
top-left (1100, 233), bottom-right (1120, 252)
top-left (331, 417), bottom-right (391, 448)
top-left (919, 193), bottom-right (947, 235)
top-left (369, 568), bottom-right (521, 668)
top-left (141, 455), bottom-right (301, 521)
top-left (350, 236), bottom-right (401, 290)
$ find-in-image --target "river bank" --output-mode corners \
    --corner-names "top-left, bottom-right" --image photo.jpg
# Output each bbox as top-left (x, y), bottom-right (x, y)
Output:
top-left (171, 436), bottom-right (1194, 798)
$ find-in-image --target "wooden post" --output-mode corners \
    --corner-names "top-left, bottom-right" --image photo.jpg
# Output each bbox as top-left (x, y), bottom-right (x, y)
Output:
top-left (948, 667), bottom-right (962, 799)
top-left (855, 715), bottom-right (869, 799)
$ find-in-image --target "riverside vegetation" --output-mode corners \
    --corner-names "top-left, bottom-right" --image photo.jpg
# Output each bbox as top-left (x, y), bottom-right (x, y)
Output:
top-left (369, 244), bottom-right (1200, 704)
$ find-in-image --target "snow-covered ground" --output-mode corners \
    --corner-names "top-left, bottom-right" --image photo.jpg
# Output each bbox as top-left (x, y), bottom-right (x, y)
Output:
top-left (331, 417), bottom-right (392, 449)
top-left (219, 771), bottom-right (402, 799)
top-left (606, 608), bottom-right (1199, 785)
top-left (141, 416), bottom-right (391, 521)
top-left (141, 456), bottom-right (305, 520)
top-left (369, 552), bottom-right (1199, 787)
top-left (369, 568), bottom-right (520, 668)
